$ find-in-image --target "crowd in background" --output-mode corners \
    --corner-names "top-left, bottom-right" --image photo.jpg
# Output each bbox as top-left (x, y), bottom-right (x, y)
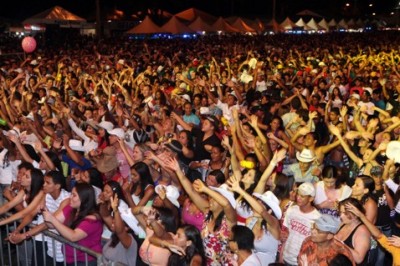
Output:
top-left (0, 31), bottom-right (400, 266)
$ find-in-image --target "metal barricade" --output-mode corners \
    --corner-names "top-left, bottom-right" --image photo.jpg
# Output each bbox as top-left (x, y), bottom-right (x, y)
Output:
top-left (0, 213), bottom-right (103, 266)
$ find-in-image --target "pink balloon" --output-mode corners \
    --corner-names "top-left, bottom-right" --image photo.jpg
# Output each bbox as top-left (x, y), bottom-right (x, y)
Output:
top-left (21, 37), bottom-right (37, 53)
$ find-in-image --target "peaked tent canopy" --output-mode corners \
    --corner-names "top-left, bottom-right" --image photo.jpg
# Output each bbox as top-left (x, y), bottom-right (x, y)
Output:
top-left (188, 16), bottom-right (213, 32)
top-left (265, 18), bottom-right (281, 32)
top-left (231, 18), bottom-right (256, 33)
top-left (23, 6), bottom-right (86, 24)
top-left (211, 17), bottom-right (239, 33)
top-left (337, 19), bottom-right (348, 29)
top-left (328, 18), bottom-right (337, 27)
top-left (318, 18), bottom-right (330, 31)
top-left (126, 16), bottom-right (163, 34)
top-left (295, 18), bottom-right (313, 30)
top-left (161, 16), bottom-right (195, 34)
top-left (296, 9), bottom-right (324, 18)
top-left (306, 18), bottom-right (322, 30)
top-left (174, 8), bottom-right (217, 24)
top-left (280, 17), bottom-right (295, 30)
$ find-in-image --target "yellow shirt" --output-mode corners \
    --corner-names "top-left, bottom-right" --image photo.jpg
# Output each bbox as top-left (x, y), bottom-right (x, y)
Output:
top-left (377, 235), bottom-right (400, 266)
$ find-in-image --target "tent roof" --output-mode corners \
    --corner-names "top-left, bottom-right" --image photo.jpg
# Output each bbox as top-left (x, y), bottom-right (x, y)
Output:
top-left (318, 18), bottom-right (329, 31)
top-left (296, 9), bottom-right (323, 18)
top-left (328, 18), bottom-right (337, 27)
top-left (126, 16), bottom-right (162, 34)
top-left (337, 19), bottom-right (348, 29)
top-left (188, 16), bottom-right (213, 32)
top-left (265, 18), bottom-right (281, 32)
top-left (231, 18), bottom-right (256, 33)
top-left (161, 16), bottom-right (194, 34)
top-left (211, 17), bottom-right (239, 33)
top-left (23, 6), bottom-right (86, 24)
top-left (306, 18), bottom-right (322, 30)
top-left (280, 17), bottom-right (295, 30)
top-left (174, 8), bottom-right (217, 24)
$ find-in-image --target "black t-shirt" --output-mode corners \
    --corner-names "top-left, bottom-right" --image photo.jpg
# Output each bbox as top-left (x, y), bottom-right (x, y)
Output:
top-left (191, 127), bottom-right (221, 161)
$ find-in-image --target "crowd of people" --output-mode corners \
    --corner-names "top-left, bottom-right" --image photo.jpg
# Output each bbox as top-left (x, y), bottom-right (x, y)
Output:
top-left (0, 31), bottom-right (400, 266)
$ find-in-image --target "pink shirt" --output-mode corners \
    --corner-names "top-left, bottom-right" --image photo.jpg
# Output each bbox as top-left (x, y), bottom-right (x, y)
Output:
top-left (116, 145), bottom-right (134, 179)
top-left (62, 205), bottom-right (103, 263)
top-left (139, 228), bottom-right (171, 266)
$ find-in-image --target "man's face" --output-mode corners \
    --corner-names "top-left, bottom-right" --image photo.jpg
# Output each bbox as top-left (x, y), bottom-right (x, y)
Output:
top-left (310, 223), bottom-right (332, 243)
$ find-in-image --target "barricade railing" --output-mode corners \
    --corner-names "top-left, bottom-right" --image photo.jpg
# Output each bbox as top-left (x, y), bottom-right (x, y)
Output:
top-left (0, 213), bottom-right (103, 266)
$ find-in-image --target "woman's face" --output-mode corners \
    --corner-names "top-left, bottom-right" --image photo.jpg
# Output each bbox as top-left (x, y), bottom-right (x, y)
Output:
top-left (362, 149), bottom-right (373, 162)
top-left (102, 184), bottom-right (113, 202)
top-left (242, 169), bottom-right (256, 187)
top-left (178, 132), bottom-right (189, 146)
top-left (339, 205), bottom-right (353, 224)
top-left (174, 228), bottom-right (190, 248)
top-left (130, 168), bottom-right (140, 183)
top-left (70, 188), bottom-right (81, 209)
top-left (270, 119), bottom-right (280, 130)
top-left (269, 139), bottom-right (279, 152)
top-left (210, 147), bottom-right (222, 162)
top-left (352, 178), bottom-right (366, 198)
top-left (133, 146), bottom-right (144, 162)
top-left (99, 128), bottom-right (106, 138)
top-left (208, 197), bottom-right (222, 212)
top-left (21, 169), bottom-right (32, 188)
top-left (323, 177), bottom-right (336, 189)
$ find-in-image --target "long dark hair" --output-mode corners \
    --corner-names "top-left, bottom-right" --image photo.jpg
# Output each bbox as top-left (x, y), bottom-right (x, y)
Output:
top-left (130, 162), bottom-right (154, 198)
top-left (154, 207), bottom-right (177, 233)
top-left (235, 169), bottom-right (262, 212)
top-left (86, 168), bottom-right (104, 190)
top-left (26, 168), bottom-right (44, 204)
top-left (69, 183), bottom-right (99, 229)
top-left (322, 165), bottom-right (341, 189)
top-left (357, 175), bottom-right (376, 205)
top-left (168, 225), bottom-right (206, 266)
top-left (106, 181), bottom-right (128, 248)
top-left (272, 173), bottom-right (290, 201)
top-left (205, 210), bottom-right (225, 232)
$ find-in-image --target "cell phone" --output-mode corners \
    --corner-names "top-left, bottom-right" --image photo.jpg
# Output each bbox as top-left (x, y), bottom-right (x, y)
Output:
top-left (55, 130), bottom-right (63, 139)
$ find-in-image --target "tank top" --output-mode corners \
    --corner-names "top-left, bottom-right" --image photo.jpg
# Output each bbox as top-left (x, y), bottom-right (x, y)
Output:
top-left (341, 223), bottom-right (369, 266)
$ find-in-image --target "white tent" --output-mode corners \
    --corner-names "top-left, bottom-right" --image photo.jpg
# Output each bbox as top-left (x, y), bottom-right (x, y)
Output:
top-left (306, 18), bottom-right (322, 30)
top-left (318, 18), bottom-right (330, 31)
top-left (280, 17), bottom-right (295, 30)
top-left (295, 18), bottom-right (312, 30)
top-left (347, 19), bottom-right (356, 29)
top-left (337, 19), bottom-right (348, 29)
top-left (328, 18), bottom-right (337, 28)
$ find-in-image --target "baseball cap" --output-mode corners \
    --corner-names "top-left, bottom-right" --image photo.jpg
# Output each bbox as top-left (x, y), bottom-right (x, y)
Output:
top-left (297, 182), bottom-right (315, 197)
top-left (314, 214), bottom-right (340, 234)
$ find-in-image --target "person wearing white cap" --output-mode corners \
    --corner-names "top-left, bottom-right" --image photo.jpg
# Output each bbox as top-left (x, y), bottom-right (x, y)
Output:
top-left (202, 81), bottom-right (240, 125)
top-left (282, 182), bottom-right (321, 266)
top-left (298, 214), bottom-right (355, 266)
top-left (282, 148), bottom-right (320, 184)
top-left (164, 157), bottom-right (236, 265)
top-left (108, 127), bottom-right (134, 181)
top-left (228, 175), bottom-right (281, 266)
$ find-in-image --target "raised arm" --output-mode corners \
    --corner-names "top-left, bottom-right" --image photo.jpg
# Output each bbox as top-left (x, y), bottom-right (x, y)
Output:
top-left (164, 158), bottom-right (209, 213)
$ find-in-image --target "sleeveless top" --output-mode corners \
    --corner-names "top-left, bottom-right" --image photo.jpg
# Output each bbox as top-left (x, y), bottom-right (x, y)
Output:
top-left (341, 223), bottom-right (369, 266)
top-left (201, 216), bottom-right (234, 266)
top-left (181, 201), bottom-right (204, 231)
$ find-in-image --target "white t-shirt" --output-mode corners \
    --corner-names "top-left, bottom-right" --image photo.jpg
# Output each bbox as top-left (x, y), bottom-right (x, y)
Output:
top-left (283, 205), bottom-right (321, 265)
top-left (241, 252), bottom-right (263, 266)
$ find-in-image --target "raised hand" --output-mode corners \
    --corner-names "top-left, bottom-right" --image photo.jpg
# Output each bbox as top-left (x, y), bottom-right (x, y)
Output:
top-left (193, 179), bottom-right (206, 192)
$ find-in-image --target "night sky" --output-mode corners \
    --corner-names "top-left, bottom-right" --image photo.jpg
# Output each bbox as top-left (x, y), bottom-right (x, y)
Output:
top-left (1, 0), bottom-right (398, 21)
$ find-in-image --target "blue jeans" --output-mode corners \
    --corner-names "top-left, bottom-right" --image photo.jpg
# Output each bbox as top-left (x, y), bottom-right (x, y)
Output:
top-left (368, 224), bottom-right (392, 266)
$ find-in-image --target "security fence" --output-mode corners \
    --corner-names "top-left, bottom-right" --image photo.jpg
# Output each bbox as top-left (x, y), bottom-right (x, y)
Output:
top-left (0, 214), bottom-right (103, 266)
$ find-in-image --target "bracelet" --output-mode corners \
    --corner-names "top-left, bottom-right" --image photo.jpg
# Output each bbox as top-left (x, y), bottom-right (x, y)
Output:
top-left (25, 231), bottom-right (32, 240)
